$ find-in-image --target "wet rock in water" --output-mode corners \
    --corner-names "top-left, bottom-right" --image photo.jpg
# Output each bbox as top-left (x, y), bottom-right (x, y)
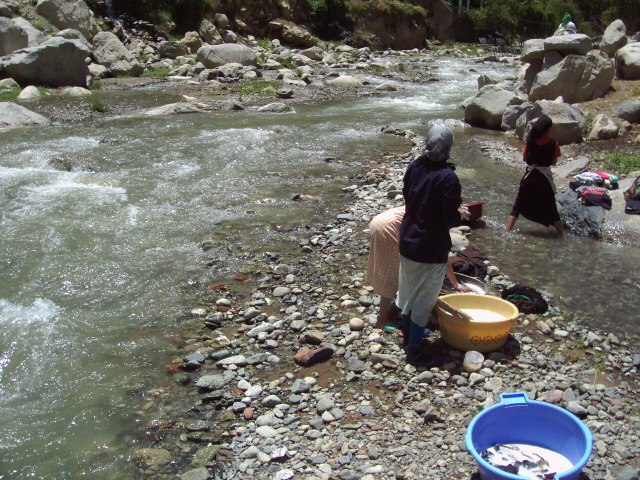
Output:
top-left (134, 447), bottom-right (171, 467)
top-left (557, 190), bottom-right (605, 237)
top-left (195, 371), bottom-right (234, 390)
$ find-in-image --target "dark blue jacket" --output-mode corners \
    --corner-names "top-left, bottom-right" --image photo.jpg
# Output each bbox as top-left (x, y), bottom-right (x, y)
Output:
top-left (399, 158), bottom-right (462, 263)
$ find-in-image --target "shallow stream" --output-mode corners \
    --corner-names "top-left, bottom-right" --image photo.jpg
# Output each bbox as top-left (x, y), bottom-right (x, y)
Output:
top-left (1, 57), bottom-right (638, 478)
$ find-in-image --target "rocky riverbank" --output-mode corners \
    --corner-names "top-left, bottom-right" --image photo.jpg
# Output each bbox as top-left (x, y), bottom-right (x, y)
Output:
top-left (131, 144), bottom-right (640, 480)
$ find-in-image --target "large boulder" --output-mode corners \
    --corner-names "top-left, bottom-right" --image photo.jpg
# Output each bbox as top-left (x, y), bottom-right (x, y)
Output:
top-left (615, 42), bottom-right (640, 80)
top-left (11, 18), bottom-right (46, 47)
top-left (0, 0), bottom-right (21, 17)
top-left (521, 38), bottom-right (545, 63)
top-left (282, 24), bottom-right (314, 48)
top-left (196, 44), bottom-right (257, 68)
top-left (0, 36), bottom-right (90, 86)
top-left (544, 34), bottom-right (593, 56)
top-left (515, 100), bottom-right (587, 145)
top-left (92, 31), bottom-right (144, 77)
top-left (158, 40), bottom-right (190, 59)
top-left (501, 102), bottom-right (534, 131)
top-left (612, 98), bottom-right (640, 123)
top-left (0, 102), bottom-right (50, 126)
top-left (36, 0), bottom-right (99, 43)
top-left (515, 60), bottom-right (542, 96)
top-left (325, 75), bottom-right (363, 88)
top-left (600, 19), bottom-right (627, 58)
top-left (529, 51), bottom-right (614, 103)
top-left (198, 19), bottom-right (222, 45)
top-left (557, 191), bottom-right (605, 238)
top-left (0, 17), bottom-right (28, 56)
top-left (464, 85), bottom-right (523, 130)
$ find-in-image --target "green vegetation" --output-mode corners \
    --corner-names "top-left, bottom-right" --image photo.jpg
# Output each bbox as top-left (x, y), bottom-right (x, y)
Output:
top-left (278, 58), bottom-right (296, 69)
top-left (368, 64), bottom-right (387, 74)
top-left (111, 0), bottom-right (212, 33)
top-left (91, 101), bottom-right (108, 113)
top-left (142, 66), bottom-right (170, 78)
top-left (601, 152), bottom-right (640, 175)
top-left (466, 0), bottom-right (640, 38)
top-left (233, 80), bottom-right (281, 96)
top-left (0, 88), bottom-right (20, 101)
top-left (257, 38), bottom-right (276, 51)
top-left (634, 87), bottom-right (640, 97)
top-left (87, 79), bottom-right (102, 90)
top-left (396, 63), bottom-right (407, 73)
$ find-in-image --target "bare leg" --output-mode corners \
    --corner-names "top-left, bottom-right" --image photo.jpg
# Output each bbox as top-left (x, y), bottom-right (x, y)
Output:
top-left (505, 214), bottom-right (518, 232)
top-left (553, 220), bottom-right (564, 236)
top-left (375, 296), bottom-right (393, 327)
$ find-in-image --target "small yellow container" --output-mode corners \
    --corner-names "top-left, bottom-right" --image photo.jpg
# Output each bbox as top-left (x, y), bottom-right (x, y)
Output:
top-left (436, 293), bottom-right (519, 352)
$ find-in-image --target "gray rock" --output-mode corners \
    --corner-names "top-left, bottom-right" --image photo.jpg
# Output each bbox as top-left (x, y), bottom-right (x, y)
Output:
top-left (521, 38), bottom-right (545, 63)
top-left (93, 31), bottom-right (144, 77)
top-left (134, 448), bottom-right (171, 467)
top-left (0, 102), bottom-right (50, 126)
top-left (144, 102), bottom-right (205, 116)
top-left (553, 157), bottom-right (590, 178)
top-left (258, 102), bottom-right (294, 113)
top-left (515, 100), bottom-right (587, 145)
top-left (199, 19), bottom-right (222, 45)
top-left (600, 19), bottom-right (628, 58)
top-left (2, 36), bottom-right (90, 87)
top-left (464, 85), bottom-right (523, 130)
top-left (616, 465), bottom-right (639, 480)
top-left (326, 75), bottom-right (363, 88)
top-left (216, 355), bottom-right (247, 367)
top-left (565, 400), bottom-right (587, 417)
top-left (197, 44), bottom-right (257, 68)
top-left (36, 0), bottom-right (99, 42)
top-left (501, 102), bottom-right (533, 131)
top-left (613, 98), bottom-right (640, 123)
top-left (544, 34), bottom-right (593, 56)
top-left (290, 378), bottom-right (309, 394)
top-left (615, 42), bottom-right (640, 80)
top-left (158, 40), bottom-right (190, 59)
top-left (195, 371), bottom-right (235, 390)
top-left (588, 113), bottom-right (619, 140)
top-left (529, 52), bottom-right (615, 103)
top-left (316, 396), bottom-right (334, 413)
top-left (0, 17), bottom-right (28, 56)
top-left (180, 467), bottom-right (211, 480)
top-left (557, 191), bottom-right (605, 237)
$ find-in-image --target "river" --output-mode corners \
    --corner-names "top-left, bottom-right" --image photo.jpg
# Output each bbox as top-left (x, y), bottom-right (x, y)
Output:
top-left (0, 56), bottom-right (638, 479)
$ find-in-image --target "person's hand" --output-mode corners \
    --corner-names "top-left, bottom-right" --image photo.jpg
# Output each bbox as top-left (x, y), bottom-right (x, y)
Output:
top-left (458, 206), bottom-right (471, 220)
top-left (455, 283), bottom-right (472, 292)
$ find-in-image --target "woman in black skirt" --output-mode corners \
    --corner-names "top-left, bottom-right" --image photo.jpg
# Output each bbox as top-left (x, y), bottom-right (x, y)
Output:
top-left (505, 115), bottom-right (564, 236)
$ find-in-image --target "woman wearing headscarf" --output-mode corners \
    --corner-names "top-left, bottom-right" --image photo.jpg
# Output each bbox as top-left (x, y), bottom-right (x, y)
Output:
top-left (396, 124), bottom-right (467, 366)
top-left (505, 115), bottom-right (564, 236)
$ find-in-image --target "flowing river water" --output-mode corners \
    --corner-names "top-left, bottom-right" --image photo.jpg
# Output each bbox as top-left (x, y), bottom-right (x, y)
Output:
top-left (1, 57), bottom-right (639, 479)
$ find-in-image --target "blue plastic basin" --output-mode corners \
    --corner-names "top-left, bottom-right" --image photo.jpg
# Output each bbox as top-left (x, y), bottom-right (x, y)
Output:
top-left (466, 392), bottom-right (593, 480)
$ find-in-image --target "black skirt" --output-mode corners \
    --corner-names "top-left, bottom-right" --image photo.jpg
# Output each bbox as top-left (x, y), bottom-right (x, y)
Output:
top-left (511, 168), bottom-right (560, 226)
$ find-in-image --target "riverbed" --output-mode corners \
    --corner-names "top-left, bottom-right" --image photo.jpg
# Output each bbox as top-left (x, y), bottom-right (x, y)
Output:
top-left (0, 54), bottom-right (638, 479)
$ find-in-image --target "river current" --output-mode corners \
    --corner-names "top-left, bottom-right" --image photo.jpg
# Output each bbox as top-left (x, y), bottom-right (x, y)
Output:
top-left (1, 57), bottom-right (638, 478)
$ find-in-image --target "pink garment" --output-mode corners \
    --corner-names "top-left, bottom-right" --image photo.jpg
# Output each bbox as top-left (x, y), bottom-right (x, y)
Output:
top-left (366, 206), bottom-right (405, 298)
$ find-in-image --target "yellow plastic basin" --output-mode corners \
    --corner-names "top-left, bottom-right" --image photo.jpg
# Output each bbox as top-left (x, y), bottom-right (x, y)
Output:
top-left (436, 293), bottom-right (519, 352)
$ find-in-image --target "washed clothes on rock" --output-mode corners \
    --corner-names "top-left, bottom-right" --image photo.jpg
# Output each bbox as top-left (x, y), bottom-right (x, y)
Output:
top-left (366, 206), bottom-right (404, 299)
top-left (397, 125), bottom-right (463, 328)
top-left (510, 136), bottom-right (561, 227)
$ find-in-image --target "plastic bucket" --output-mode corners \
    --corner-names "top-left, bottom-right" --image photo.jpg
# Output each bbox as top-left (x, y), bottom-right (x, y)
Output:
top-left (436, 294), bottom-right (519, 352)
top-left (466, 392), bottom-right (593, 480)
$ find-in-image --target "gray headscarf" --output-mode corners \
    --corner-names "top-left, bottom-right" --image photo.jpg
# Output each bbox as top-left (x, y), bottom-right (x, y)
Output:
top-left (422, 124), bottom-right (454, 163)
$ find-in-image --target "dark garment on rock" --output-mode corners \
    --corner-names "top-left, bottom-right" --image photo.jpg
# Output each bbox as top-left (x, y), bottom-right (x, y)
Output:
top-left (625, 197), bottom-right (640, 215)
top-left (449, 246), bottom-right (487, 279)
top-left (582, 192), bottom-right (612, 210)
top-left (501, 284), bottom-right (548, 314)
top-left (399, 160), bottom-right (462, 263)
